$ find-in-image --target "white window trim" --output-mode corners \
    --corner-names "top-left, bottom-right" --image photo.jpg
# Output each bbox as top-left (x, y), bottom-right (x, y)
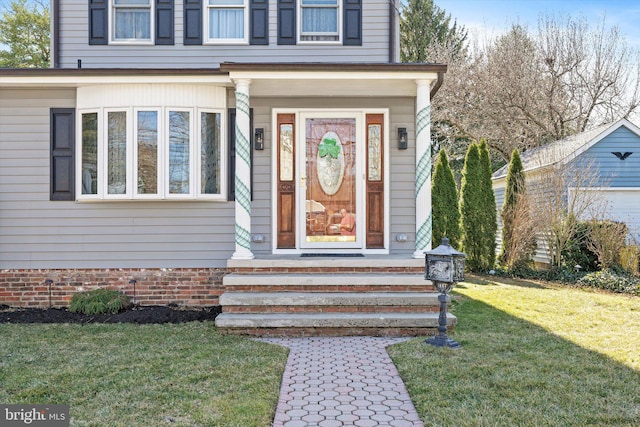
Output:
top-left (77, 109), bottom-right (102, 201)
top-left (109, 0), bottom-right (155, 45)
top-left (197, 109), bottom-right (228, 201)
top-left (77, 107), bottom-right (227, 202)
top-left (165, 108), bottom-right (195, 199)
top-left (133, 108), bottom-right (164, 199)
top-left (103, 108), bottom-right (134, 199)
top-left (297, 0), bottom-right (342, 45)
top-left (204, 0), bottom-right (249, 45)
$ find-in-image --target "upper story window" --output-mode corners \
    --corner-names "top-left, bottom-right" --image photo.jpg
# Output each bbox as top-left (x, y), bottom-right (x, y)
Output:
top-left (89, 0), bottom-right (174, 46)
top-left (111, 0), bottom-right (154, 43)
top-left (300, 0), bottom-right (340, 43)
top-left (205, 0), bottom-right (248, 44)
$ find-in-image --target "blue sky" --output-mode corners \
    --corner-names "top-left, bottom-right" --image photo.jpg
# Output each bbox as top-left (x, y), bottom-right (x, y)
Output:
top-left (437, 0), bottom-right (640, 48)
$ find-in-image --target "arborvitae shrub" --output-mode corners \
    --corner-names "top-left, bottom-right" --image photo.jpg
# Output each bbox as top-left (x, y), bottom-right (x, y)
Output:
top-left (459, 143), bottom-right (484, 271)
top-left (432, 149), bottom-right (461, 247)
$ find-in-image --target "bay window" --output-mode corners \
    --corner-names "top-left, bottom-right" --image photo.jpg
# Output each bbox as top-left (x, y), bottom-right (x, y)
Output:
top-left (79, 107), bottom-right (225, 200)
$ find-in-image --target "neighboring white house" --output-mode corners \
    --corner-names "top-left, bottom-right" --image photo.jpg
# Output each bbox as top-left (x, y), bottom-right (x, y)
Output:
top-left (492, 118), bottom-right (640, 265)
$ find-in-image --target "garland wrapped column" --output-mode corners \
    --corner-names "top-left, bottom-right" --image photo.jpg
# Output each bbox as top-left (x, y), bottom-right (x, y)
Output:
top-left (232, 79), bottom-right (254, 260)
top-left (414, 79), bottom-right (432, 258)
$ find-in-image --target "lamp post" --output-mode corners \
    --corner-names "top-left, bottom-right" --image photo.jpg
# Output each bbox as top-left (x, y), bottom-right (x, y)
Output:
top-left (424, 237), bottom-right (466, 349)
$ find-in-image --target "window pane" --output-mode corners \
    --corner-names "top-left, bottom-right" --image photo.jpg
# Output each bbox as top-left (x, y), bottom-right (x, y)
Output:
top-left (302, 8), bottom-right (337, 33)
top-left (115, 9), bottom-right (150, 39)
top-left (367, 124), bottom-right (382, 181)
top-left (81, 113), bottom-right (98, 195)
top-left (209, 9), bottom-right (244, 39)
top-left (169, 111), bottom-right (190, 194)
top-left (107, 111), bottom-right (127, 195)
top-left (280, 124), bottom-right (294, 182)
top-left (201, 112), bottom-right (221, 194)
top-left (137, 111), bottom-right (158, 194)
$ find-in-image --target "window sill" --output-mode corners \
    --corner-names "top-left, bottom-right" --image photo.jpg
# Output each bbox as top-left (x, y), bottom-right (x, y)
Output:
top-left (75, 197), bottom-right (228, 203)
top-left (109, 40), bottom-right (154, 46)
top-left (203, 40), bottom-right (250, 46)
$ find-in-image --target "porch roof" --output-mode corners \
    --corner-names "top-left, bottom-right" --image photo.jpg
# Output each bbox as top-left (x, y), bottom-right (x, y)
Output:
top-left (0, 62), bottom-right (447, 98)
top-left (221, 62), bottom-right (447, 98)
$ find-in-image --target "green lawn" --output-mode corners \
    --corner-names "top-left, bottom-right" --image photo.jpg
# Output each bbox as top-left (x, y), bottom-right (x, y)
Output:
top-left (0, 323), bottom-right (288, 427)
top-left (389, 275), bottom-right (640, 427)
top-left (2, 277), bottom-right (639, 427)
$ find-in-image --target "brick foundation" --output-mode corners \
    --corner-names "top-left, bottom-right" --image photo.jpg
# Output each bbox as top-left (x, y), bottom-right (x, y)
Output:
top-left (0, 268), bottom-right (226, 308)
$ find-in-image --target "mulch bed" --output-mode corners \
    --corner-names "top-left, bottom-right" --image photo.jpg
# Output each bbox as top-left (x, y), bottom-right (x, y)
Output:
top-left (0, 304), bottom-right (221, 324)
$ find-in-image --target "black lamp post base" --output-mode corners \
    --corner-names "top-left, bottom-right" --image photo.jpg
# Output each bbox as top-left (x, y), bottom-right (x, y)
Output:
top-left (425, 335), bottom-right (461, 349)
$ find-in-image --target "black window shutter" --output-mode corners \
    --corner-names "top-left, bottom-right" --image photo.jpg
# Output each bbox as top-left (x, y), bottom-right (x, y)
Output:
top-left (343, 0), bottom-right (362, 46)
top-left (183, 0), bottom-right (202, 45)
top-left (250, 0), bottom-right (269, 45)
top-left (50, 109), bottom-right (76, 201)
top-left (228, 108), bottom-right (254, 202)
top-left (88, 0), bottom-right (108, 45)
top-left (156, 0), bottom-right (174, 45)
top-left (277, 0), bottom-right (296, 45)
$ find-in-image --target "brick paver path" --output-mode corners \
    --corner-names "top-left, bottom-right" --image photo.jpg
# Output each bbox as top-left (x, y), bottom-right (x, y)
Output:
top-left (259, 337), bottom-right (424, 427)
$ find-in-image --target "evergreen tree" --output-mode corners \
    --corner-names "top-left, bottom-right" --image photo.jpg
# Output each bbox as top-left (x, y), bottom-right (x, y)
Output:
top-left (479, 139), bottom-right (497, 269)
top-left (500, 149), bottom-right (536, 268)
top-left (459, 143), bottom-right (484, 270)
top-left (431, 149), bottom-right (460, 247)
top-left (400, 0), bottom-right (468, 63)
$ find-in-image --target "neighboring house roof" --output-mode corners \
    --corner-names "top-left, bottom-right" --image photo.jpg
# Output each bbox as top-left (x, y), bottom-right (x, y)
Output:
top-left (492, 118), bottom-right (640, 180)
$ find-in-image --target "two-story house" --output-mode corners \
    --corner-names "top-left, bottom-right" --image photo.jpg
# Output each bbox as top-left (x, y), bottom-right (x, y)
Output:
top-left (0, 0), bottom-right (449, 335)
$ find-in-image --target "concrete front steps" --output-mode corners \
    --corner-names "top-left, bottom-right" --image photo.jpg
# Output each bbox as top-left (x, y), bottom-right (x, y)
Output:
top-left (215, 272), bottom-right (455, 337)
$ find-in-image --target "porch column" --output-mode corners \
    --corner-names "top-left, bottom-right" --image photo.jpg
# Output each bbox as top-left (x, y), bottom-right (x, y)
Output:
top-left (413, 79), bottom-right (432, 258)
top-left (232, 79), bottom-right (254, 260)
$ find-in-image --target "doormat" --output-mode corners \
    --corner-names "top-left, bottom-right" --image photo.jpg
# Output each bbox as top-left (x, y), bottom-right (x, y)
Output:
top-left (301, 253), bottom-right (364, 257)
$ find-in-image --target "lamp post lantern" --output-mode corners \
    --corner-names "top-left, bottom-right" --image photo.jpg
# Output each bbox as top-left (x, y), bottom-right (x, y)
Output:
top-left (424, 237), bottom-right (466, 348)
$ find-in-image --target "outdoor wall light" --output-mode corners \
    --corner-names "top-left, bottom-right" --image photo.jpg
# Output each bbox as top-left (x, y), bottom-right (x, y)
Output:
top-left (395, 233), bottom-right (408, 242)
top-left (252, 234), bottom-right (266, 243)
top-left (424, 237), bottom-right (466, 349)
top-left (398, 127), bottom-right (408, 150)
top-left (254, 128), bottom-right (264, 150)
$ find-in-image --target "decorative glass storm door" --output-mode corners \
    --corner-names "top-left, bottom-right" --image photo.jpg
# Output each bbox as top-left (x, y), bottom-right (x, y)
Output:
top-left (299, 114), bottom-right (363, 249)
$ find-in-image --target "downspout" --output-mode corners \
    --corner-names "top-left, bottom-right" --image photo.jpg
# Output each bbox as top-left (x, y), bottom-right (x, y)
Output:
top-left (388, 1), bottom-right (395, 63)
top-left (430, 71), bottom-right (444, 99)
top-left (52, 0), bottom-right (60, 68)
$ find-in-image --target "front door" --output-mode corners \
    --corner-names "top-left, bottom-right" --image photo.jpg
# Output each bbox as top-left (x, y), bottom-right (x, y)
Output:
top-left (275, 111), bottom-right (386, 252)
top-left (299, 113), bottom-right (363, 249)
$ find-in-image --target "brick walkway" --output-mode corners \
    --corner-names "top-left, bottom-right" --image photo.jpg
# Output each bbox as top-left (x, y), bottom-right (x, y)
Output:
top-left (259, 337), bottom-right (424, 427)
